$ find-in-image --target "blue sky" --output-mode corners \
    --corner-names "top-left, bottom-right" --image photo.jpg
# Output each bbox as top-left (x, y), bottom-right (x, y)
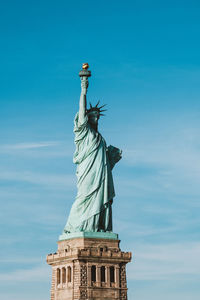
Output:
top-left (1, 0), bottom-right (200, 299)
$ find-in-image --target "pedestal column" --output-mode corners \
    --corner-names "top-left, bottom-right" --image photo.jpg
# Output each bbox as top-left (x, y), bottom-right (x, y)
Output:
top-left (106, 266), bottom-right (110, 287)
top-left (96, 266), bottom-right (101, 287)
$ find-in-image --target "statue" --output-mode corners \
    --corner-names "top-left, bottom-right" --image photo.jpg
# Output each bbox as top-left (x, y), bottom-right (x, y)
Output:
top-left (63, 64), bottom-right (122, 234)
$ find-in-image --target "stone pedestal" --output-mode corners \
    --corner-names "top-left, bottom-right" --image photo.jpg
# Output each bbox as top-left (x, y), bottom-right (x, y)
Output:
top-left (47, 235), bottom-right (132, 300)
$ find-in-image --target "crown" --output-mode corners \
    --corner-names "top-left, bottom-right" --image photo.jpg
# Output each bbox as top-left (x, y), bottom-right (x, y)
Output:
top-left (87, 101), bottom-right (107, 116)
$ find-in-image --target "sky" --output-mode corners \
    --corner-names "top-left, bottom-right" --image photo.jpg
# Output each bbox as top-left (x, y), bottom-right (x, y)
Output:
top-left (0, 0), bottom-right (200, 299)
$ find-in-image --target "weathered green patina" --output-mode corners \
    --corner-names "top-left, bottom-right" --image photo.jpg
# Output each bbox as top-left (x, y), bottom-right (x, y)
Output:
top-left (59, 231), bottom-right (118, 241)
top-left (61, 65), bottom-right (121, 237)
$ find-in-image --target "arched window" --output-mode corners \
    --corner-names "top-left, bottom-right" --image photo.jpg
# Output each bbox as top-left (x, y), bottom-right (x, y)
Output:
top-left (101, 266), bottom-right (105, 282)
top-left (91, 265), bottom-right (96, 282)
top-left (110, 266), bottom-right (115, 283)
top-left (62, 267), bottom-right (66, 283)
top-left (67, 266), bottom-right (71, 282)
top-left (57, 268), bottom-right (61, 285)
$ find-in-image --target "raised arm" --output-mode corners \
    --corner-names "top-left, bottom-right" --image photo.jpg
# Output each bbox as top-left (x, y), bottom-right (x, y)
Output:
top-left (78, 78), bottom-right (88, 125)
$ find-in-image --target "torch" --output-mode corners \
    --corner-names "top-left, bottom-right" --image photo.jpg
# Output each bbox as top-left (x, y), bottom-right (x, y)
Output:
top-left (79, 63), bottom-right (91, 93)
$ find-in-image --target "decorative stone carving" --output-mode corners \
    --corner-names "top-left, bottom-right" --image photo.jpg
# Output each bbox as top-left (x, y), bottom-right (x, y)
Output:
top-left (80, 288), bottom-right (87, 299)
top-left (80, 264), bottom-right (87, 286)
top-left (120, 290), bottom-right (128, 300)
top-left (120, 264), bottom-right (127, 288)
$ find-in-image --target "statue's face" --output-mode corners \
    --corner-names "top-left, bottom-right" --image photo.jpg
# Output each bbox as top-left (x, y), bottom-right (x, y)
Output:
top-left (88, 111), bottom-right (99, 125)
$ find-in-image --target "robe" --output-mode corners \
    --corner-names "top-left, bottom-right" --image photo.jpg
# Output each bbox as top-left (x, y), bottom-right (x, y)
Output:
top-left (63, 112), bottom-right (118, 233)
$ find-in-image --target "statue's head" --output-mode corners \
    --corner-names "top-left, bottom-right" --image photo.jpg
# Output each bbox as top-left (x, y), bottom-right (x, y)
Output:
top-left (87, 101), bottom-right (106, 127)
top-left (87, 110), bottom-right (100, 125)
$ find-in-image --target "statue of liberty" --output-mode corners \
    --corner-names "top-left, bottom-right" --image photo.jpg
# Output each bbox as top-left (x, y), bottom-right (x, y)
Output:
top-left (63, 64), bottom-right (122, 234)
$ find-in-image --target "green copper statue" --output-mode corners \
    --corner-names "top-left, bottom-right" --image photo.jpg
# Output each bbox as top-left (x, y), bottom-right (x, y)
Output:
top-left (63, 64), bottom-right (122, 234)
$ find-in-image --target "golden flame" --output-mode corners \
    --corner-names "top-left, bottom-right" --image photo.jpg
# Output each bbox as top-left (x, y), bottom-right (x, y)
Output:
top-left (82, 63), bottom-right (89, 70)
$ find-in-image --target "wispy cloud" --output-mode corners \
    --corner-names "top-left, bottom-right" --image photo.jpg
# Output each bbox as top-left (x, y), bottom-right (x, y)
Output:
top-left (115, 214), bottom-right (200, 241)
top-left (0, 141), bottom-right (60, 150)
top-left (0, 141), bottom-right (74, 158)
top-left (116, 122), bottom-right (200, 203)
top-left (127, 242), bottom-right (200, 281)
top-left (0, 257), bottom-right (42, 264)
top-left (116, 220), bottom-right (179, 238)
top-left (0, 265), bottom-right (50, 282)
top-left (0, 170), bottom-right (75, 188)
top-left (123, 124), bottom-right (200, 178)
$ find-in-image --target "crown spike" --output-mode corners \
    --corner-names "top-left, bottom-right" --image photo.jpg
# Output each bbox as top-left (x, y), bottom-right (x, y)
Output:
top-left (87, 101), bottom-right (107, 116)
top-left (95, 100), bottom-right (100, 107)
top-left (99, 104), bottom-right (107, 109)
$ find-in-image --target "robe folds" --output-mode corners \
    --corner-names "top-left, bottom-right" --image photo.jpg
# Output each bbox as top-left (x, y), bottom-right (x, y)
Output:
top-left (64, 113), bottom-right (116, 233)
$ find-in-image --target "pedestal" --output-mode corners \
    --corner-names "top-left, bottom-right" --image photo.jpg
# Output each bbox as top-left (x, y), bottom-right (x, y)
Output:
top-left (46, 234), bottom-right (132, 300)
